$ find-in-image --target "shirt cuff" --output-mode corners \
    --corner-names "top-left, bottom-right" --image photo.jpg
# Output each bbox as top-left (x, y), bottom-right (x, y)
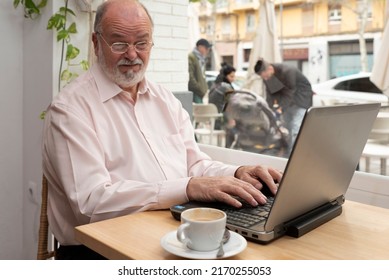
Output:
top-left (157, 177), bottom-right (191, 208)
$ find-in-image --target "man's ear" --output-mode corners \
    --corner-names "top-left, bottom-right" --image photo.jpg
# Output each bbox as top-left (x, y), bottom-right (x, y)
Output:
top-left (92, 33), bottom-right (99, 55)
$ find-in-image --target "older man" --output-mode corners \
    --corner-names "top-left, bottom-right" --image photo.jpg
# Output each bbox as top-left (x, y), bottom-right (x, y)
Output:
top-left (42, 0), bottom-right (281, 259)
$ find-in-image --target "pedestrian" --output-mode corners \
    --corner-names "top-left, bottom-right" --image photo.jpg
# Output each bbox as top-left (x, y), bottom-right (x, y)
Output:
top-left (188, 38), bottom-right (212, 103)
top-left (254, 58), bottom-right (313, 156)
top-left (209, 62), bottom-right (236, 114)
top-left (208, 62), bottom-right (236, 147)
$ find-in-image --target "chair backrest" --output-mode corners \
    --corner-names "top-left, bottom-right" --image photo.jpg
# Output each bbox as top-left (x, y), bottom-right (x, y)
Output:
top-left (369, 112), bottom-right (389, 143)
top-left (193, 103), bottom-right (220, 123)
top-left (37, 174), bottom-right (57, 260)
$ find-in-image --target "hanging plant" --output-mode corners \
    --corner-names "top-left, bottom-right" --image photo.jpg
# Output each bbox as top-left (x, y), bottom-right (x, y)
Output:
top-left (46, 2), bottom-right (89, 90)
top-left (13, 0), bottom-right (48, 19)
top-left (14, 0), bottom-right (89, 90)
top-left (13, 0), bottom-right (90, 118)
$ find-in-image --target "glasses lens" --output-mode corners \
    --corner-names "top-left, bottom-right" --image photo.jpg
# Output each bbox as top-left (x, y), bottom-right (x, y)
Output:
top-left (111, 43), bottom-right (129, 54)
top-left (135, 42), bottom-right (150, 52)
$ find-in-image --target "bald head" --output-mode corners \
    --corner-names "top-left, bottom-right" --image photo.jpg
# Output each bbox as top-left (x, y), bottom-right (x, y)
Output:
top-left (94, 0), bottom-right (153, 34)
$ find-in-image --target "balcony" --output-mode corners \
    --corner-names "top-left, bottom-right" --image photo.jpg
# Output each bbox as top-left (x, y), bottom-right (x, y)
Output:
top-left (231, 0), bottom-right (259, 12)
top-left (274, 0), bottom-right (304, 6)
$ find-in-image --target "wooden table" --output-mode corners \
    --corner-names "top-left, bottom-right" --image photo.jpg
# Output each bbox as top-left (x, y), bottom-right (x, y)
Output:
top-left (75, 200), bottom-right (389, 260)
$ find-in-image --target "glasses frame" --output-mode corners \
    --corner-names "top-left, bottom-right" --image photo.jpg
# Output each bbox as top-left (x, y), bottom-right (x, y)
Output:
top-left (96, 32), bottom-right (153, 54)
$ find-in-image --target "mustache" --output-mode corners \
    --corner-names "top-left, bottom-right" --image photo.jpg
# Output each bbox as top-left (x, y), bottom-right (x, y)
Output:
top-left (118, 58), bottom-right (143, 66)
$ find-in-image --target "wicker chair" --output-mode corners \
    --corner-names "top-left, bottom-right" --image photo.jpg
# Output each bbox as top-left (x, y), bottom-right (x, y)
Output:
top-left (37, 174), bottom-right (58, 260)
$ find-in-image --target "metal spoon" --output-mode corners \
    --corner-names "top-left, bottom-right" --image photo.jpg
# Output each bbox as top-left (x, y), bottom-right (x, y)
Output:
top-left (216, 229), bottom-right (231, 258)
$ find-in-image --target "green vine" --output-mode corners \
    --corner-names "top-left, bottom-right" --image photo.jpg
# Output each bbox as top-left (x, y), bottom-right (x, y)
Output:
top-left (14, 0), bottom-right (89, 89)
top-left (46, 1), bottom-right (89, 90)
top-left (13, 0), bottom-right (90, 118)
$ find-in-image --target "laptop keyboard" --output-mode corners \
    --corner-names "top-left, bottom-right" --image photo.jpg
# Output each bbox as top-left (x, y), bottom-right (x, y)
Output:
top-left (221, 197), bottom-right (274, 228)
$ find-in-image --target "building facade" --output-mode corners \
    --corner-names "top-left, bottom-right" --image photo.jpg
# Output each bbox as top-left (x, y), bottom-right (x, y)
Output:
top-left (196, 0), bottom-right (387, 83)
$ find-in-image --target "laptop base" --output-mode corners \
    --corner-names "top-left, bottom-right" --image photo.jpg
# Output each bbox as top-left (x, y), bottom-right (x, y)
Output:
top-left (170, 200), bottom-right (344, 242)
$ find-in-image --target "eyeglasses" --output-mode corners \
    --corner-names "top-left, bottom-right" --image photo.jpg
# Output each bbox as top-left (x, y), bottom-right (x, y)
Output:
top-left (97, 32), bottom-right (153, 54)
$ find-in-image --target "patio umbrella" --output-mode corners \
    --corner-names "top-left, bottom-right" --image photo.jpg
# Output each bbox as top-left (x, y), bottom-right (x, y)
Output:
top-left (370, 2), bottom-right (389, 96)
top-left (243, 0), bottom-right (282, 96)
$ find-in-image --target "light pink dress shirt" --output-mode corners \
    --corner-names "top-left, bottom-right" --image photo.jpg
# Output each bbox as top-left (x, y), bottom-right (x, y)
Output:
top-left (42, 64), bottom-right (238, 245)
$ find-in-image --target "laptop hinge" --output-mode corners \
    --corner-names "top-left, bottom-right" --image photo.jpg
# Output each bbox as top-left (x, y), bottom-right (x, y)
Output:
top-left (284, 203), bottom-right (343, 238)
top-left (333, 195), bottom-right (345, 206)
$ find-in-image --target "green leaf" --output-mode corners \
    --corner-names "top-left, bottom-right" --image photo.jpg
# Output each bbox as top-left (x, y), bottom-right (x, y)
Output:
top-left (13, 0), bottom-right (47, 19)
top-left (13, 0), bottom-right (21, 9)
top-left (80, 60), bottom-right (89, 71)
top-left (59, 6), bottom-right (76, 17)
top-left (66, 44), bottom-right (80, 61)
top-left (23, 0), bottom-right (40, 18)
top-left (67, 22), bottom-right (77, 34)
top-left (24, 0), bottom-right (38, 10)
top-left (61, 69), bottom-right (72, 81)
top-left (37, 0), bottom-right (48, 9)
top-left (47, 17), bottom-right (55, 29)
top-left (71, 73), bottom-right (79, 80)
top-left (47, 14), bottom-right (66, 30)
top-left (40, 110), bottom-right (46, 120)
top-left (57, 29), bottom-right (69, 41)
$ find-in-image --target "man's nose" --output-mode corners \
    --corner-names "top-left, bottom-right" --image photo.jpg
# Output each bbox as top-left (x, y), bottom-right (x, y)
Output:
top-left (124, 45), bottom-right (138, 59)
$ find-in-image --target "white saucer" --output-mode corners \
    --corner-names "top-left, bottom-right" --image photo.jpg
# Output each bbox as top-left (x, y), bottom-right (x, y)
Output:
top-left (160, 230), bottom-right (247, 259)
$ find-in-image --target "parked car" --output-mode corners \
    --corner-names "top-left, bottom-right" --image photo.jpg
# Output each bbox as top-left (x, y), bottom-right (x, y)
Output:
top-left (312, 72), bottom-right (389, 106)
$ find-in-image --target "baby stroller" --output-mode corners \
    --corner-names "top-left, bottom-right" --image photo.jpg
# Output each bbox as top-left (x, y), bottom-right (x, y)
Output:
top-left (223, 90), bottom-right (290, 157)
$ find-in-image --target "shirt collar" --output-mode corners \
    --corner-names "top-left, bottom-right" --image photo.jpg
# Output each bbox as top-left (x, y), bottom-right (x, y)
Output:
top-left (91, 63), bottom-right (122, 102)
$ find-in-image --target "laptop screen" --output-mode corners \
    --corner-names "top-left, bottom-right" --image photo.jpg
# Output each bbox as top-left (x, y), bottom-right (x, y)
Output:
top-left (265, 103), bottom-right (380, 231)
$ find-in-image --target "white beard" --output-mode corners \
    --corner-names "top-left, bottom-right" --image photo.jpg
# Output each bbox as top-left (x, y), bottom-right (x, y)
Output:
top-left (97, 44), bottom-right (146, 88)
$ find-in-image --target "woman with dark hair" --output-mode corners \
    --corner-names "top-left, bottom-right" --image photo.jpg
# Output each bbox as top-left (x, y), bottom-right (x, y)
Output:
top-left (209, 63), bottom-right (236, 113)
top-left (208, 63), bottom-right (237, 147)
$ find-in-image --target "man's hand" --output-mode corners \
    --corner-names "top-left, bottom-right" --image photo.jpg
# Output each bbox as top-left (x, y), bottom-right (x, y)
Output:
top-left (186, 165), bottom-right (282, 208)
top-left (235, 165), bottom-right (282, 196)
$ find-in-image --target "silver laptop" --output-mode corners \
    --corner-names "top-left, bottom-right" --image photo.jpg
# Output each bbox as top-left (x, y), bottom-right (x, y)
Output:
top-left (170, 103), bottom-right (380, 243)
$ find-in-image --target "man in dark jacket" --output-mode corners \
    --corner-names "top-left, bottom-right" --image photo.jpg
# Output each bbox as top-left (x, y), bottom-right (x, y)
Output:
top-left (188, 39), bottom-right (211, 103)
top-left (255, 58), bottom-right (313, 156)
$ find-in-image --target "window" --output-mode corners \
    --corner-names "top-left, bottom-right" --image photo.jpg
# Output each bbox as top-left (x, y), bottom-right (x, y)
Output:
top-left (357, 0), bottom-right (372, 20)
top-left (221, 55), bottom-right (234, 67)
top-left (222, 17), bottom-right (231, 34)
top-left (206, 23), bottom-right (213, 35)
top-left (329, 5), bottom-right (341, 23)
top-left (246, 12), bottom-right (255, 33)
top-left (243, 48), bottom-right (251, 63)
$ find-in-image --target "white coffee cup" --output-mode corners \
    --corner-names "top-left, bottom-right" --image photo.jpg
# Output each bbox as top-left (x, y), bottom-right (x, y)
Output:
top-left (176, 208), bottom-right (227, 251)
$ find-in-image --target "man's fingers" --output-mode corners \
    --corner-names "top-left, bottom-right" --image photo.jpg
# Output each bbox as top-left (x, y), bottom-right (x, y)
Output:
top-left (186, 176), bottom-right (271, 208)
top-left (215, 192), bottom-right (242, 208)
top-left (228, 180), bottom-right (267, 206)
